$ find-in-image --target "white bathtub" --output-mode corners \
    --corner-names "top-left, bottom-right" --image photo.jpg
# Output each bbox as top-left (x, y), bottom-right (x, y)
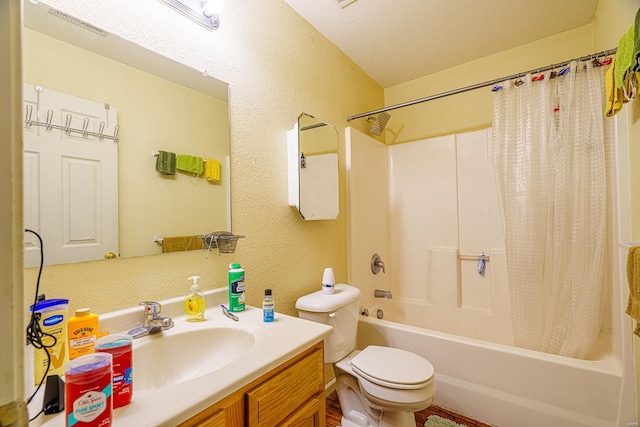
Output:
top-left (356, 307), bottom-right (635, 427)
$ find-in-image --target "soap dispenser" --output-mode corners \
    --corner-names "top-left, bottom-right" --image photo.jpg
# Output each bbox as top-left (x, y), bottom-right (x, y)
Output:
top-left (184, 275), bottom-right (206, 321)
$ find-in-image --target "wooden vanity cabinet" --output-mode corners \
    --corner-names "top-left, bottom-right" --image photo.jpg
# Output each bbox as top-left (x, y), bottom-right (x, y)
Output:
top-left (179, 342), bottom-right (325, 427)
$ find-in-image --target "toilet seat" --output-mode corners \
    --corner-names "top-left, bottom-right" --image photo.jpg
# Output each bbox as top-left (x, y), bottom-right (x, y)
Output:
top-left (351, 346), bottom-right (434, 390)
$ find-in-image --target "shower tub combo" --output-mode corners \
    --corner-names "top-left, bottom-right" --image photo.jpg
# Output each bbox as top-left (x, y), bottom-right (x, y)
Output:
top-left (357, 298), bottom-right (633, 427)
top-left (345, 126), bottom-right (636, 427)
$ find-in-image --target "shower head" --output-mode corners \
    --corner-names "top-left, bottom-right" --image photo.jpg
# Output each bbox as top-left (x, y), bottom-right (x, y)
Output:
top-left (368, 112), bottom-right (391, 136)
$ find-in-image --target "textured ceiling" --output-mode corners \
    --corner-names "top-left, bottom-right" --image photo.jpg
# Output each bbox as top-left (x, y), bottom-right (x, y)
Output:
top-left (283, 0), bottom-right (600, 87)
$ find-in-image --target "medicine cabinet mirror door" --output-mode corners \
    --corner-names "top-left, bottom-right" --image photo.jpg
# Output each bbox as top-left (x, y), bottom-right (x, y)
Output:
top-left (23, 1), bottom-right (230, 265)
top-left (297, 113), bottom-right (339, 220)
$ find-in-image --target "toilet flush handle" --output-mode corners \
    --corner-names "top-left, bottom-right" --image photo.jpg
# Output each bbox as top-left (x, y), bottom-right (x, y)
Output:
top-left (328, 312), bottom-right (336, 318)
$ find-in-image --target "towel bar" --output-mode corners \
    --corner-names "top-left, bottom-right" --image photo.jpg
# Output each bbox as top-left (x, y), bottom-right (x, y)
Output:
top-left (458, 254), bottom-right (490, 261)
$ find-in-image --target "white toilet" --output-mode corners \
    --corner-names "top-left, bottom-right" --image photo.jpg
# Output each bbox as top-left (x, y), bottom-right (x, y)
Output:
top-left (296, 284), bottom-right (435, 427)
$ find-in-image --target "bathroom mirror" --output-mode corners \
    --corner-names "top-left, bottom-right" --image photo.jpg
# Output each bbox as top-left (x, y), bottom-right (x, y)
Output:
top-left (22, 1), bottom-right (230, 266)
top-left (288, 113), bottom-right (339, 220)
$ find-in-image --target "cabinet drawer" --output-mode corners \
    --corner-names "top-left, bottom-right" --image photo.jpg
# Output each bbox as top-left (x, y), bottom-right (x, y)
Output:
top-left (247, 347), bottom-right (324, 427)
top-left (179, 391), bottom-right (244, 427)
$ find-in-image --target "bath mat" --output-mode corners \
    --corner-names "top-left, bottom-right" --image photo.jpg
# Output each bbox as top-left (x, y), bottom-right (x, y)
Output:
top-left (424, 414), bottom-right (469, 427)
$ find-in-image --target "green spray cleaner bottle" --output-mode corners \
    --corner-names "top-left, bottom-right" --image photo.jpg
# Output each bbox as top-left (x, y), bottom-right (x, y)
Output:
top-left (228, 263), bottom-right (245, 312)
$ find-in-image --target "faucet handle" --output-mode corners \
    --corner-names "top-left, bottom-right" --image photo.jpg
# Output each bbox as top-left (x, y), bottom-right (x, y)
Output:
top-left (139, 301), bottom-right (161, 316)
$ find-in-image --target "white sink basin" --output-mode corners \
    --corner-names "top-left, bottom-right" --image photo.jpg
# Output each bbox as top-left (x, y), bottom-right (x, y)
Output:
top-left (133, 327), bottom-right (255, 391)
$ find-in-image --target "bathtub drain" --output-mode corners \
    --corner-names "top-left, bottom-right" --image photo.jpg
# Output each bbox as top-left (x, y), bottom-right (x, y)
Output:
top-left (376, 309), bottom-right (384, 319)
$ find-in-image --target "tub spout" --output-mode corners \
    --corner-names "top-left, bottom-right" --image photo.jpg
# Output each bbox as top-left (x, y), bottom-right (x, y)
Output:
top-left (374, 289), bottom-right (392, 299)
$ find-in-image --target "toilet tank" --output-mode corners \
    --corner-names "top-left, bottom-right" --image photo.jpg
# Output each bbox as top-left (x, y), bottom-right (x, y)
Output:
top-left (296, 284), bottom-right (361, 363)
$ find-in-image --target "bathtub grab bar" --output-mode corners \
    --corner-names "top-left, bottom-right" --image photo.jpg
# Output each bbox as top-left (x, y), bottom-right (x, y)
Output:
top-left (458, 254), bottom-right (490, 261)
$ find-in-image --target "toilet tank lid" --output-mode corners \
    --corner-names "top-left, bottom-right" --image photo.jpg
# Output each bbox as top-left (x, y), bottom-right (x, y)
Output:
top-left (295, 284), bottom-right (361, 312)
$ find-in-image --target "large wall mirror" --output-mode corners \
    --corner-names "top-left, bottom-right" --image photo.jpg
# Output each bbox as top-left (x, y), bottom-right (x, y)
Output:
top-left (23, 1), bottom-right (230, 266)
top-left (288, 113), bottom-right (339, 220)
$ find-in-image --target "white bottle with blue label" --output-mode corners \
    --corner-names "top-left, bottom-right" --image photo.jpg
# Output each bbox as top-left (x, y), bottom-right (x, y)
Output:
top-left (322, 267), bottom-right (335, 294)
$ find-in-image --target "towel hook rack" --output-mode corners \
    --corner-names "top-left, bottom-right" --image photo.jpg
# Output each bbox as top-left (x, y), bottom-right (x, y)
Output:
top-left (22, 104), bottom-right (120, 143)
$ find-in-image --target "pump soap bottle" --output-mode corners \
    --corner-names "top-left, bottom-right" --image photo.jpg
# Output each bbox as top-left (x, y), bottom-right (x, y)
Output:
top-left (184, 275), bottom-right (206, 321)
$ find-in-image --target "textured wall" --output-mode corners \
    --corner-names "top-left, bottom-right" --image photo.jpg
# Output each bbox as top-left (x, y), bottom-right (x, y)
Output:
top-left (23, 0), bottom-right (383, 317)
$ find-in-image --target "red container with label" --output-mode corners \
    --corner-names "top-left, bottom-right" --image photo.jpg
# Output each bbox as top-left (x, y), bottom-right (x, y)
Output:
top-left (65, 352), bottom-right (112, 427)
top-left (95, 334), bottom-right (133, 408)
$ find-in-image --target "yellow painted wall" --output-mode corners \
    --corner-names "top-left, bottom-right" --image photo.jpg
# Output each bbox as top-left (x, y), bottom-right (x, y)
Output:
top-left (22, 0), bottom-right (383, 318)
top-left (383, 25), bottom-right (594, 143)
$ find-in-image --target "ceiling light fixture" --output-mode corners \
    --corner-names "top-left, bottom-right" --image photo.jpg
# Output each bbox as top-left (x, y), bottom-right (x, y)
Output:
top-left (158, 0), bottom-right (223, 30)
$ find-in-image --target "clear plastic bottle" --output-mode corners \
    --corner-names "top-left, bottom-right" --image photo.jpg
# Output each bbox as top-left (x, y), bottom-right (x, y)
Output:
top-left (263, 289), bottom-right (274, 323)
top-left (184, 275), bottom-right (206, 321)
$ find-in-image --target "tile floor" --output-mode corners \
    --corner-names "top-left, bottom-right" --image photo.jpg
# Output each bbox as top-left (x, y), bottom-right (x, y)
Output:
top-left (325, 391), bottom-right (492, 427)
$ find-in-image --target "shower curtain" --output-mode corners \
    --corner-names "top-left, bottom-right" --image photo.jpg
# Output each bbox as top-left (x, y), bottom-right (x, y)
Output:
top-left (492, 60), bottom-right (613, 359)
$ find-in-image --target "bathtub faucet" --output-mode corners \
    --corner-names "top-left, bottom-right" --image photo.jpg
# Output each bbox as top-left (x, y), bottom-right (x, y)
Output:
top-left (374, 289), bottom-right (392, 299)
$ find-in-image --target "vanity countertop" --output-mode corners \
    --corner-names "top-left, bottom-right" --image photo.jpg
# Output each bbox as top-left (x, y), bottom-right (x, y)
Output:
top-left (28, 288), bottom-right (333, 426)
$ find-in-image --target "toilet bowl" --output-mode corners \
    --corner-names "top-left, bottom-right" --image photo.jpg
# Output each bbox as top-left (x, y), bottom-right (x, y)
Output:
top-left (296, 284), bottom-right (435, 427)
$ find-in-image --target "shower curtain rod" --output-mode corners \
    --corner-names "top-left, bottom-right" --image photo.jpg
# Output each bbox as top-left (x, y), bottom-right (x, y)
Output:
top-left (346, 47), bottom-right (618, 122)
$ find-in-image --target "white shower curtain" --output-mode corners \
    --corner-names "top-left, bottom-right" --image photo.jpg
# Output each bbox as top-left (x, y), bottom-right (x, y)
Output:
top-left (492, 61), bottom-right (613, 359)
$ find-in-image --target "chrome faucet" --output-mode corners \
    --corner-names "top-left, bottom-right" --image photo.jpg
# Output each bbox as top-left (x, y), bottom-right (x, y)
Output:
top-left (374, 289), bottom-right (393, 299)
top-left (371, 253), bottom-right (386, 274)
top-left (127, 301), bottom-right (175, 339)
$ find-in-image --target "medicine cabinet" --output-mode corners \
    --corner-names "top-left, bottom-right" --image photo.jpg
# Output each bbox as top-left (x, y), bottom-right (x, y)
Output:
top-left (287, 113), bottom-right (339, 220)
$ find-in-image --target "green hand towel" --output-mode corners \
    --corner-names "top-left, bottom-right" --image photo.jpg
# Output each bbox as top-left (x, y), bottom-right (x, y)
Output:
top-left (632, 7), bottom-right (640, 72)
top-left (155, 151), bottom-right (176, 175)
top-left (616, 24), bottom-right (635, 88)
top-left (176, 154), bottom-right (204, 175)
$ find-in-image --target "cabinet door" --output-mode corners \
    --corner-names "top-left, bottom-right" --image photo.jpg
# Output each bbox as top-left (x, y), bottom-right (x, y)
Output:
top-left (278, 392), bottom-right (325, 427)
top-left (247, 347), bottom-right (324, 427)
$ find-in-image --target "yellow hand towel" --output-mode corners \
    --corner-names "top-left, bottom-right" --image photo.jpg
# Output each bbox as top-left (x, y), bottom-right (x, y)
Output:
top-left (162, 236), bottom-right (203, 253)
top-left (204, 158), bottom-right (221, 183)
top-left (605, 58), bottom-right (625, 117)
top-left (626, 246), bottom-right (640, 336)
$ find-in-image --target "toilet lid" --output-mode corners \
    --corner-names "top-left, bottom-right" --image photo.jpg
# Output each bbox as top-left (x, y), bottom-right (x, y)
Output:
top-left (351, 346), bottom-right (434, 390)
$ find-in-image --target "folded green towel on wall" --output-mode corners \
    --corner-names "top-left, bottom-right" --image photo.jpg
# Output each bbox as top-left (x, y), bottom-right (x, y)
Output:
top-left (177, 154), bottom-right (204, 175)
top-left (156, 151), bottom-right (176, 175)
top-left (632, 7), bottom-right (640, 71)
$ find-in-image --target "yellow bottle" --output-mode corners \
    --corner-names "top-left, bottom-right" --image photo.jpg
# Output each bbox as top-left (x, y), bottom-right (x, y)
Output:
top-left (68, 308), bottom-right (99, 360)
top-left (184, 275), bottom-right (206, 321)
top-left (31, 299), bottom-right (69, 385)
